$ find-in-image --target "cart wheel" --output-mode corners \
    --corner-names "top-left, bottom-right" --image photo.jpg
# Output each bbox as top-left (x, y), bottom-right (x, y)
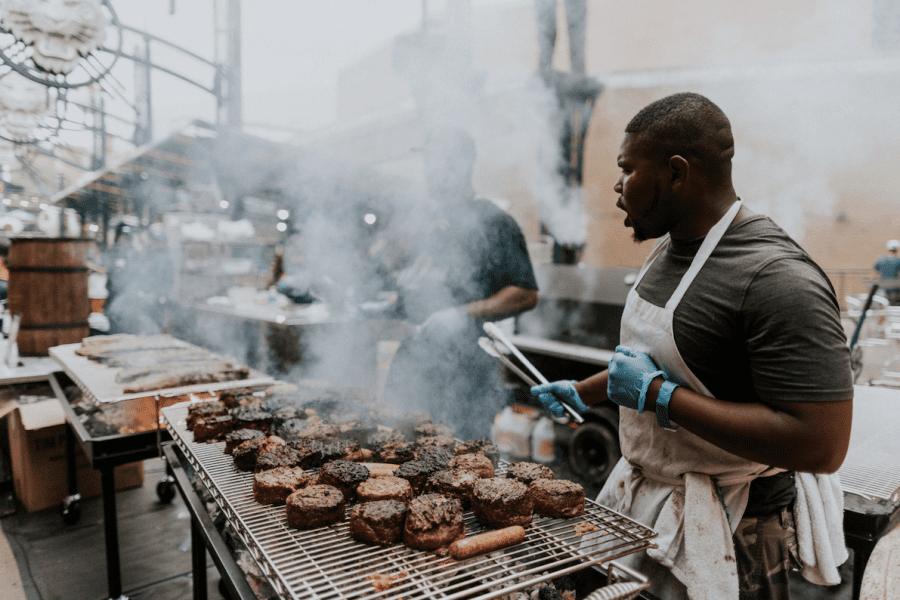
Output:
top-left (156, 475), bottom-right (176, 504)
top-left (60, 495), bottom-right (82, 526)
top-left (218, 578), bottom-right (235, 600)
top-left (568, 409), bottom-right (620, 485)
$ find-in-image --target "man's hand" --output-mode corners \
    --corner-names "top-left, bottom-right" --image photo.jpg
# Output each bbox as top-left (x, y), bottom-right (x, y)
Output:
top-left (607, 346), bottom-right (666, 412)
top-left (530, 380), bottom-right (589, 418)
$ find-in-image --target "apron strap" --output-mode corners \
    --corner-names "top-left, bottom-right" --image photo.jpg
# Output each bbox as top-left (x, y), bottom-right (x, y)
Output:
top-left (631, 234), bottom-right (671, 289)
top-left (665, 200), bottom-right (742, 311)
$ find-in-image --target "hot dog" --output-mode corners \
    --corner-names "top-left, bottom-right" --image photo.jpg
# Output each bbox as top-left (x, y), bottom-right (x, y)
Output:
top-left (449, 525), bottom-right (526, 560)
top-left (360, 463), bottom-right (400, 478)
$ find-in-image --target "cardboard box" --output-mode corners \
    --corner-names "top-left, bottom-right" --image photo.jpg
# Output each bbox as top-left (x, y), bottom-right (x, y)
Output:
top-left (3, 397), bottom-right (144, 513)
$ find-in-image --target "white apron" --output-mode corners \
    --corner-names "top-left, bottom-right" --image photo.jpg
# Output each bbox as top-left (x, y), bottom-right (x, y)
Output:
top-left (594, 201), bottom-right (847, 599)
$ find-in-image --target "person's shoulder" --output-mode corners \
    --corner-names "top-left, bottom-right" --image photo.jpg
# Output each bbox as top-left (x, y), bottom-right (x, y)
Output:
top-left (472, 198), bottom-right (522, 228)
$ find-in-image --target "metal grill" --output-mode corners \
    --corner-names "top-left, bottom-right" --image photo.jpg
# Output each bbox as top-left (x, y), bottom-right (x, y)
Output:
top-left (163, 403), bottom-right (657, 600)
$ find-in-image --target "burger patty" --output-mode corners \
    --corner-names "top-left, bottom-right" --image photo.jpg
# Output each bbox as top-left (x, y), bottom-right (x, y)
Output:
top-left (187, 401), bottom-right (227, 430)
top-left (455, 438), bottom-right (501, 467)
top-left (377, 441), bottom-right (416, 464)
top-left (448, 453), bottom-right (494, 479)
top-left (192, 415), bottom-right (234, 443)
top-left (365, 429), bottom-right (405, 451)
top-left (229, 406), bottom-right (273, 432)
top-left (394, 459), bottom-right (443, 495)
top-left (403, 494), bottom-right (465, 550)
top-left (506, 462), bottom-right (555, 485)
top-left (529, 479), bottom-right (585, 518)
top-left (414, 422), bottom-right (455, 440)
top-left (349, 500), bottom-right (408, 546)
top-left (287, 439), bottom-right (325, 469)
top-left (253, 466), bottom-right (310, 505)
top-left (224, 428), bottom-right (265, 454)
top-left (317, 460), bottom-right (369, 500)
top-left (472, 478), bottom-right (533, 528)
top-left (272, 417), bottom-right (308, 440)
top-left (426, 468), bottom-right (480, 508)
top-left (320, 440), bottom-right (362, 464)
top-left (286, 485), bottom-right (346, 529)
top-left (232, 436), bottom-right (284, 471)
top-left (414, 447), bottom-right (454, 468)
top-left (296, 422), bottom-right (341, 443)
top-left (356, 476), bottom-right (413, 503)
top-left (255, 445), bottom-right (304, 472)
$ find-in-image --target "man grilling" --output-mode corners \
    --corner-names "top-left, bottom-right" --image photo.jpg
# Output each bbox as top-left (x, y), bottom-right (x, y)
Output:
top-left (385, 127), bottom-right (538, 441)
top-left (532, 93), bottom-right (853, 599)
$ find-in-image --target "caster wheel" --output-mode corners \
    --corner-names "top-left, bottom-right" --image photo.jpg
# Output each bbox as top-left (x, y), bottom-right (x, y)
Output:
top-left (218, 577), bottom-right (234, 600)
top-left (60, 495), bottom-right (82, 525)
top-left (157, 476), bottom-right (176, 504)
top-left (568, 413), bottom-right (620, 485)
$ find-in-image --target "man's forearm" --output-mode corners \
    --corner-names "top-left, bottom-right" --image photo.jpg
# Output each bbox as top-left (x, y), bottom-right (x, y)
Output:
top-left (573, 371), bottom-right (610, 407)
top-left (465, 286), bottom-right (538, 321)
top-left (642, 378), bottom-right (852, 473)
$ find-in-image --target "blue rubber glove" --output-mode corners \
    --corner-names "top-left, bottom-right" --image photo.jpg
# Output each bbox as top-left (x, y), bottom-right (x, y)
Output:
top-left (607, 345), bottom-right (666, 413)
top-left (530, 380), bottom-right (590, 418)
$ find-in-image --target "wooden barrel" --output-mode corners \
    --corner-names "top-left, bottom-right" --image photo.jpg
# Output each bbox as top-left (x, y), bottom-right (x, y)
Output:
top-left (7, 237), bottom-right (91, 355)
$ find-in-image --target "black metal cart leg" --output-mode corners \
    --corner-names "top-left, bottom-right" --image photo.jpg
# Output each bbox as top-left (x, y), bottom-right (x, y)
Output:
top-left (60, 425), bottom-right (82, 525)
top-left (851, 545), bottom-right (870, 600)
top-left (192, 518), bottom-right (208, 600)
top-left (101, 466), bottom-right (125, 600)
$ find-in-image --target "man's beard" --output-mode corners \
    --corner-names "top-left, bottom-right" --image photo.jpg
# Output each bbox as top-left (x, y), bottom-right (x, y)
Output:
top-left (631, 183), bottom-right (662, 243)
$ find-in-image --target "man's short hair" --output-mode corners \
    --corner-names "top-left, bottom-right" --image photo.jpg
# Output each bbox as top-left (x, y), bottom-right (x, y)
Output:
top-left (626, 92), bottom-right (734, 178)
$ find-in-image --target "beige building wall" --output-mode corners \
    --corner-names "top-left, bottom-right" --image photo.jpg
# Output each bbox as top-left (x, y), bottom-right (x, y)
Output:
top-left (307, 0), bottom-right (900, 287)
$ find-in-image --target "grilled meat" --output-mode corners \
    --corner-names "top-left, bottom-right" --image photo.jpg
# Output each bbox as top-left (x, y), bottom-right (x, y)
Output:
top-left (349, 500), bottom-right (408, 546)
top-left (506, 462), bottom-right (555, 485)
top-left (403, 494), bottom-right (465, 550)
top-left (454, 438), bottom-right (500, 467)
top-left (224, 429), bottom-right (265, 454)
top-left (426, 468), bottom-right (480, 508)
top-left (253, 466), bottom-right (310, 505)
top-left (529, 479), bottom-right (585, 518)
top-left (472, 477), bottom-right (533, 528)
top-left (286, 485), bottom-right (346, 529)
top-left (317, 460), bottom-right (369, 501)
top-left (356, 476), bottom-right (413, 504)
top-left (377, 441), bottom-right (416, 464)
top-left (448, 453), bottom-right (494, 479)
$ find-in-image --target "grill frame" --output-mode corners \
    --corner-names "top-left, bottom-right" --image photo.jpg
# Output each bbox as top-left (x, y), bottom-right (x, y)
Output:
top-left (163, 402), bottom-right (657, 600)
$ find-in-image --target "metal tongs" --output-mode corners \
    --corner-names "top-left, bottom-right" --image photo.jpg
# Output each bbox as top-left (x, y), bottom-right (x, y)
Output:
top-left (480, 322), bottom-right (584, 424)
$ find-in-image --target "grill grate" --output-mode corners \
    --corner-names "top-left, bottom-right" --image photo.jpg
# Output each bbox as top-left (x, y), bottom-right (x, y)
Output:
top-left (163, 403), bottom-right (657, 600)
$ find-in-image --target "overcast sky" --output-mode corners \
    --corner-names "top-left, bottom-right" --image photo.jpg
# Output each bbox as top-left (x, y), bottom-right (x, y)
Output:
top-left (112, 1), bottom-right (427, 137)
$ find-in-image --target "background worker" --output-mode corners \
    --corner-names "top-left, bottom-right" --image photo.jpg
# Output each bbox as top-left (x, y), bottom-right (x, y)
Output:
top-left (874, 239), bottom-right (900, 304)
top-left (532, 93), bottom-right (853, 600)
top-left (386, 127), bottom-right (538, 441)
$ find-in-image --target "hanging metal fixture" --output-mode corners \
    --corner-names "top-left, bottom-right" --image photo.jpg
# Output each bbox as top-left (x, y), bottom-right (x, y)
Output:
top-left (0, 0), bottom-right (122, 86)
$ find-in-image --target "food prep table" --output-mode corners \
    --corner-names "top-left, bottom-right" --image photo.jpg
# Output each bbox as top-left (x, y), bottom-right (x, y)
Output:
top-left (162, 400), bottom-right (658, 600)
top-left (47, 337), bottom-right (276, 600)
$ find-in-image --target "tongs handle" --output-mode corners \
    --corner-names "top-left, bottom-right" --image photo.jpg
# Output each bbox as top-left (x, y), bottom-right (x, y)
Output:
top-left (478, 337), bottom-right (538, 387)
top-left (482, 322), bottom-right (584, 424)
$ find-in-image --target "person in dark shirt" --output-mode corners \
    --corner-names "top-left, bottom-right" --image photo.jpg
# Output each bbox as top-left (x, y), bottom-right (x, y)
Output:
top-left (873, 239), bottom-right (900, 304)
top-left (532, 93), bottom-right (853, 599)
top-left (386, 127), bottom-right (538, 440)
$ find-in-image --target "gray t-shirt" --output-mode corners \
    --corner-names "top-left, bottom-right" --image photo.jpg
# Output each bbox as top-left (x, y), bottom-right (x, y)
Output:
top-left (634, 213), bottom-right (853, 514)
top-left (636, 214), bottom-right (853, 405)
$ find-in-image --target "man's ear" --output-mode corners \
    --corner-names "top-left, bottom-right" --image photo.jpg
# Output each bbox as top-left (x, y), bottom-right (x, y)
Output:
top-left (669, 155), bottom-right (689, 193)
